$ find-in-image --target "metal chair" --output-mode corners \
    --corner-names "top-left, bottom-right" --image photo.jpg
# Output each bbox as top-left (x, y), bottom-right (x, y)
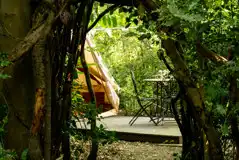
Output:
top-left (129, 71), bottom-right (158, 126)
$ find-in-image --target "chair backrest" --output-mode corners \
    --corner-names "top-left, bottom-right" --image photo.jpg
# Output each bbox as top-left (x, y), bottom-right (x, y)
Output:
top-left (130, 71), bottom-right (146, 108)
top-left (130, 70), bottom-right (143, 107)
top-left (130, 71), bottom-right (140, 96)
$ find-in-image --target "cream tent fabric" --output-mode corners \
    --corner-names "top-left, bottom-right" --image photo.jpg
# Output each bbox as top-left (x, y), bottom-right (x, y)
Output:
top-left (75, 38), bottom-right (120, 113)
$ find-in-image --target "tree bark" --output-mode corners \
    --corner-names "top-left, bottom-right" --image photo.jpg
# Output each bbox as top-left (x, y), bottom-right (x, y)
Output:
top-left (0, 0), bottom-right (34, 156)
top-left (229, 91), bottom-right (239, 159)
top-left (228, 68), bottom-right (239, 160)
top-left (196, 41), bottom-right (227, 64)
top-left (29, 37), bottom-right (47, 160)
top-left (162, 38), bottom-right (224, 160)
top-left (28, 3), bottom-right (54, 159)
top-left (51, 26), bottom-right (70, 160)
top-left (44, 38), bottom-right (52, 160)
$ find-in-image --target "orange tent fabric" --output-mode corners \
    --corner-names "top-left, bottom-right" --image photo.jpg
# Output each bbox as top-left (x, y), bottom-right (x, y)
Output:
top-left (75, 38), bottom-right (120, 113)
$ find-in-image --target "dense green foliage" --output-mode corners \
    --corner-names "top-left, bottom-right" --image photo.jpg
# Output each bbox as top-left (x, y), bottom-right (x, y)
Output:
top-left (89, 0), bottom-right (239, 159)
top-left (92, 29), bottom-right (165, 114)
top-left (0, 52), bottom-right (16, 160)
top-left (0, 52), bottom-right (10, 79)
top-left (1, 0), bottom-right (239, 159)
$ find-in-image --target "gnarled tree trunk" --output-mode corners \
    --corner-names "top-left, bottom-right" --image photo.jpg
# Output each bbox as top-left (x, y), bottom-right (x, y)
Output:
top-left (0, 0), bottom-right (33, 156)
top-left (1, 0), bottom-right (54, 159)
top-left (28, 2), bottom-right (54, 159)
top-left (162, 38), bottom-right (224, 160)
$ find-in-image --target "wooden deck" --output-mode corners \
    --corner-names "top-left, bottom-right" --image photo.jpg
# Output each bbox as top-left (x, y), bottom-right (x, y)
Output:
top-left (76, 116), bottom-right (182, 144)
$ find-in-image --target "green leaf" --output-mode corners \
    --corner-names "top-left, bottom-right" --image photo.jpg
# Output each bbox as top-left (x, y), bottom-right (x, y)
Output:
top-left (188, 1), bottom-right (199, 10)
top-left (112, 16), bottom-right (117, 27)
top-left (163, 18), bottom-right (178, 27)
top-left (0, 74), bottom-right (11, 79)
top-left (137, 3), bottom-right (145, 17)
top-left (21, 148), bottom-right (28, 160)
top-left (191, 141), bottom-right (196, 147)
top-left (167, 0), bottom-right (204, 22)
top-left (216, 104), bottom-right (226, 115)
top-left (221, 123), bottom-right (229, 136)
top-left (99, 124), bottom-right (104, 129)
top-left (125, 32), bottom-right (138, 37)
top-left (138, 33), bottom-right (151, 40)
top-left (199, 23), bottom-right (210, 33)
top-left (73, 69), bottom-right (78, 80)
top-left (125, 23), bottom-right (131, 28)
top-left (107, 16), bottom-right (112, 27)
top-left (102, 16), bottom-right (107, 26)
top-left (222, 9), bottom-right (230, 17)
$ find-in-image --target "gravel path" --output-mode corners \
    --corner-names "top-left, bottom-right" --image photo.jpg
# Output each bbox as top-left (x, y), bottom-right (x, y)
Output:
top-left (72, 140), bottom-right (181, 160)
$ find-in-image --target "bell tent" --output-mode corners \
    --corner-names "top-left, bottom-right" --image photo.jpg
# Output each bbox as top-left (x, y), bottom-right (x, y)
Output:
top-left (75, 38), bottom-right (120, 116)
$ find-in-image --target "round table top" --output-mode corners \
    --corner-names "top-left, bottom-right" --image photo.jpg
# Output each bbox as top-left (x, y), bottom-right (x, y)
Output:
top-left (143, 78), bottom-right (172, 82)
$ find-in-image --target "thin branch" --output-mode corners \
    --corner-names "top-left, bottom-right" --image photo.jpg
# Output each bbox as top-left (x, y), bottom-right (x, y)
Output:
top-left (95, 0), bottom-right (138, 6)
top-left (157, 49), bottom-right (174, 72)
top-left (171, 91), bottom-right (183, 134)
top-left (0, 20), bottom-right (20, 40)
top-left (87, 4), bottom-right (119, 32)
top-left (1, 86), bottom-right (30, 130)
top-left (196, 41), bottom-right (228, 64)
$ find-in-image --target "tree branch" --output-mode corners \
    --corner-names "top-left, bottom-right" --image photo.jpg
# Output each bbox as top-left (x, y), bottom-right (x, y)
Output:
top-left (95, 0), bottom-right (138, 6)
top-left (171, 91), bottom-right (183, 133)
top-left (8, 12), bottom-right (54, 63)
top-left (196, 41), bottom-right (228, 64)
top-left (94, 0), bottom-right (159, 10)
top-left (3, 2), bottom-right (69, 69)
top-left (157, 49), bottom-right (174, 73)
top-left (87, 4), bottom-right (119, 32)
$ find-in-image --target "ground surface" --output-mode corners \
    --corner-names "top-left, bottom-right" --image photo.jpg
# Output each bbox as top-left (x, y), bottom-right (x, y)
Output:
top-left (74, 116), bottom-right (181, 159)
top-left (77, 116), bottom-right (181, 136)
top-left (72, 140), bottom-right (181, 160)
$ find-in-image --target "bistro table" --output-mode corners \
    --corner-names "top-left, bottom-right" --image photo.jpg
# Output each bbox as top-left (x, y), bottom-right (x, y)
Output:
top-left (143, 74), bottom-right (176, 125)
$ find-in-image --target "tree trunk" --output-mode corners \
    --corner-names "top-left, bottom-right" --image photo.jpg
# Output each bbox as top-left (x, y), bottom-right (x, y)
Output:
top-left (228, 70), bottom-right (239, 160)
top-left (0, 0), bottom-right (34, 156)
top-left (0, 1), bottom-right (55, 158)
top-left (78, 1), bottom-right (99, 159)
top-left (162, 38), bottom-right (224, 160)
top-left (28, 2), bottom-right (54, 159)
top-left (51, 26), bottom-right (69, 159)
top-left (44, 42), bottom-right (52, 160)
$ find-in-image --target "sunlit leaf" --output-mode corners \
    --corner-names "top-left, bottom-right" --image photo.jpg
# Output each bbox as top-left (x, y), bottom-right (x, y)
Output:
top-left (112, 16), bottom-right (117, 27)
top-left (221, 123), bottom-right (229, 136)
top-left (107, 16), bottom-right (112, 27)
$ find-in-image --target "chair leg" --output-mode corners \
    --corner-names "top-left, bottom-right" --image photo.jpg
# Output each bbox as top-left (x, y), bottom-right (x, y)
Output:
top-left (149, 103), bottom-right (157, 122)
top-left (129, 101), bottom-right (152, 125)
top-left (148, 102), bottom-right (160, 125)
top-left (129, 109), bottom-right (144, 126)
top-left (140, 104), bottom-right (158, 125)
top-left (129, 108), bottom-right (143, 125)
